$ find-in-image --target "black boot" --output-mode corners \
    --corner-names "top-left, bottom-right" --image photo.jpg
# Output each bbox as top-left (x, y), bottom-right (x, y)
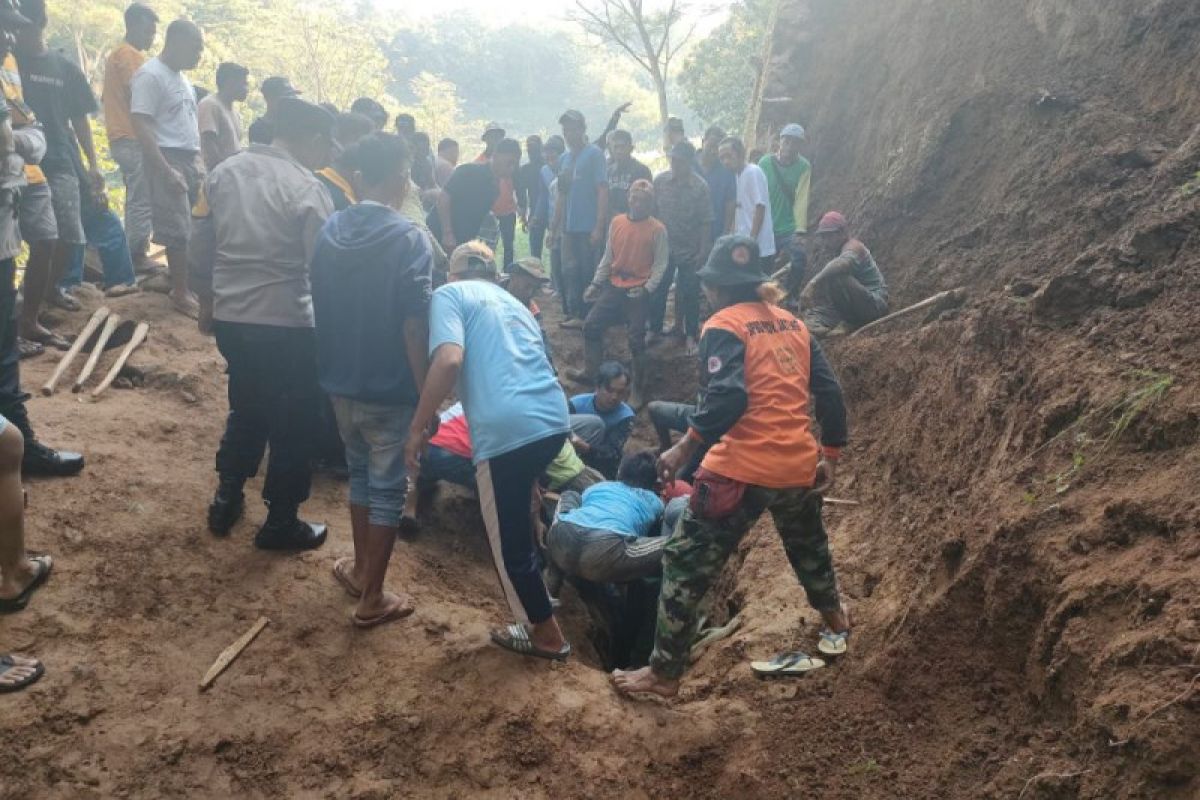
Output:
top-left (22, 439), bottom-right (84, 477)
top-left (207, 475), bottom-right (245, 536)
top-left (254, 504), bottom-right (327, 551)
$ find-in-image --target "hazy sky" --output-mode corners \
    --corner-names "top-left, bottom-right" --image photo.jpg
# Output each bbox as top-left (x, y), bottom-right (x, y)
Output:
top-left (385, 0), bottom-right (573, 24)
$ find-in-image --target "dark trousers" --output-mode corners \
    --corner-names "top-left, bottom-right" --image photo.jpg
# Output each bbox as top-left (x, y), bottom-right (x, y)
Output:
top-left (649, 255), bottom-right (702, 336)
top-left (528, 220), bottom-right (547, 260)
top-left (549, 246), bottom-right (566, 314)
top-left (476, 433), bottom-right (567, 625)
top-left (0, 257), bottom-right (33, 440)
top-left (584, 284), bottom-right (648, 356)
top-left (214, 321), bottom-right (320, 509)
top-left (774, 231), bottom-right (808, 295)
top-left (564, 232), bottom-right (598, 318)
top-left (805, 274), bottom-right (889, 333)
top-left (497, 212), bottom-right (517, 269)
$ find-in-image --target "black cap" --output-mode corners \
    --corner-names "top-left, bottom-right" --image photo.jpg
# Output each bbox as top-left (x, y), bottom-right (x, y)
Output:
top-left (558, 109), bottom-right (585, 127)
top-left (697, 235), bottom-right (767, 287)
top-left (274, 97), bottom-right (335, 138)
top-left (261, 76), bottom-right (301, 101)
top-left (669, 140), bottom-right (696, 160)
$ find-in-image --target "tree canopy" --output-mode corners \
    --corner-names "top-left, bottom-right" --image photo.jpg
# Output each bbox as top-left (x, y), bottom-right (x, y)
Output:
top-left (48, 0), bottom-right (758, 152)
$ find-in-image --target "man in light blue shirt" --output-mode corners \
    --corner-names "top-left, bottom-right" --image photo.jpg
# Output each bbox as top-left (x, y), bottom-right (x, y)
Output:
top-left (554, 109), bottom-right (608, 324)
top-left (405, 241), bottom-right (572, 662)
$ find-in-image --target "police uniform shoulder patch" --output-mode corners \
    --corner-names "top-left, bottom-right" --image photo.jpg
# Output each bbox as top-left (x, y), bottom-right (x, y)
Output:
top-left (707, 355), bottom-right (723, 374)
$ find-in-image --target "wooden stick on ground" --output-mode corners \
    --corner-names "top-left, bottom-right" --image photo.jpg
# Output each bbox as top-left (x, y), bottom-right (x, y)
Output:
top-left (90, 322), bottom-right (149, 399)
top-left (41, 306), bottom-right (109, 396)
top-left (199, 616), bottom-right (269, 692)
top-left (851, 288), bottom-right (966, 338)
top-left (72, 313), bottom-right (121, 392)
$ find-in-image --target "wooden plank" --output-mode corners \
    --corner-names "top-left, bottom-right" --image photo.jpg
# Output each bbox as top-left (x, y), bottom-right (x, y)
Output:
top-left (199, 617), bottom-right (270, 691)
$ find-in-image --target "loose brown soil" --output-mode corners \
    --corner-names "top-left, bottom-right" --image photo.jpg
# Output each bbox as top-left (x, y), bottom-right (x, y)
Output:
top-left (3, 0), bottom-right (1200, 797)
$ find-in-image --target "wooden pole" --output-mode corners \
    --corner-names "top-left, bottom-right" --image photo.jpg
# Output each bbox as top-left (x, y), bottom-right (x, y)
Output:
top-left (41, 307), bottom-right (109, 396)
top-left (199, 617), bottom-right (270, 691)
top-left (72, 313), bottom-right (121, 392)
top-left (851, 288), bottom-right (966, 338)
top-left (90, 322), bottom-right (149, 399)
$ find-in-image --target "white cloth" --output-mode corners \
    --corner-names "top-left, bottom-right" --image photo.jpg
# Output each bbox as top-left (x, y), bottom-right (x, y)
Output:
top-left (130, 57), bottom-right (199, 151)
top-left (734, 163), bottom-right (775, 257)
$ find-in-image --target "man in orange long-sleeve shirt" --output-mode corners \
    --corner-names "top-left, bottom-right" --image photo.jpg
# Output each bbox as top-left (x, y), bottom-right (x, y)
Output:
top-left (570, 179), bottom-right (668, 408)
top-left (102, 2), bottom-right (157, 270)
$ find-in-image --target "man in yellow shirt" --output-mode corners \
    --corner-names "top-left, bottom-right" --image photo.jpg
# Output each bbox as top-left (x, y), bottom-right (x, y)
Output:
top-left (102, 2), bottom-right (157, 270)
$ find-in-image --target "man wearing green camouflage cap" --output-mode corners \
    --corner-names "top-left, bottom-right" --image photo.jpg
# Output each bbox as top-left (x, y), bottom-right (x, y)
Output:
top-left (613, 234), bottom-right (852, 698)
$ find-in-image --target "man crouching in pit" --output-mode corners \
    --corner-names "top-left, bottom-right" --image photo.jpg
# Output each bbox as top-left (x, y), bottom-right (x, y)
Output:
top-left (612, 235), bottom-right (852, 699)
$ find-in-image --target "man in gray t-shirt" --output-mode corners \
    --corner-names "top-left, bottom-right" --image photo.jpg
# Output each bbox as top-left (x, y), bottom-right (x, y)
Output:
top-left (801, 210), bottom-right (889, 336)
top-left (190, 98), bottom-right (335, 552)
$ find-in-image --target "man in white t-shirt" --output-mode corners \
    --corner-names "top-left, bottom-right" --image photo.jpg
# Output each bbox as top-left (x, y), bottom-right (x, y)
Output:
top-left (130, 18), bottom-right (203, 318)
top-left (719, 136), bottom-right (775, 271)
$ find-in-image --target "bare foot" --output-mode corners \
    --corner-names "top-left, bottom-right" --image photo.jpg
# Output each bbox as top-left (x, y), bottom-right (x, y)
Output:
top-left (171, 291), bottom-right (199, 319)
top-left (0, 554), bottom-right (51, 601)
top-left (529, 617), bottom-right (567, 653)
top-left (611, 666), bottom-right (680, 699)
top-left (0, 654), bottom-right (43, 691)
top-left (331, 556), bottom-right (363, 598)
top-left (353, 590), bottom-right (415, 628)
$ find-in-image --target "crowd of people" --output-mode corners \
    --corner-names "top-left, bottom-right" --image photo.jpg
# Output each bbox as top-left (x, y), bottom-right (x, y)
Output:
top-left (0, 0), bottom-right (892, 699)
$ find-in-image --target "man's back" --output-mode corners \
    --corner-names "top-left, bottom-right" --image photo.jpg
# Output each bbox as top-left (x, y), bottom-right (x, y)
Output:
top-left (312, 203), bottom-right (432, 405)
top-left (197, 94), bottom-right (242, 170)
top-left (428, 280), bottom-right (568, 462)
top-left (559, 481), bottom-right (663, 538)
top-left (206, 144), bottom-right (333, 327)
top-left (427, 161), bottom-right (496, 243)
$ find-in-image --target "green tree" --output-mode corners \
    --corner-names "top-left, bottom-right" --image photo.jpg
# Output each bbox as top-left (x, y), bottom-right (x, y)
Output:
top-left (396, 72), bottom-right (475, 145)
top-left (569, 0), bottom-right (697, 144)
top-left (678, 0), bottom-right (773, 134)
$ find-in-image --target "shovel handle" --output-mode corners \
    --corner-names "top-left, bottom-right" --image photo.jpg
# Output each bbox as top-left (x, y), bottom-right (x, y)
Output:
top-left (41, 307), bottom-right (110, 396)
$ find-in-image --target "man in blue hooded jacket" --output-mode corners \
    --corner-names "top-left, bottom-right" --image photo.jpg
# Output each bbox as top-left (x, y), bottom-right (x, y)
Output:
top-left (311, 132), bottom-right (432, 628)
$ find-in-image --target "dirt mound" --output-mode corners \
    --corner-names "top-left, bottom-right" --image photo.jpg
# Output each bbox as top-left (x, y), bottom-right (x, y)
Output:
top-left (751, 0), bottom-right (1200, 797)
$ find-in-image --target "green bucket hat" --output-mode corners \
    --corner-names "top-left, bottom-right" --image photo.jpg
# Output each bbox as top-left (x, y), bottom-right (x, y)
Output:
top-left (697, 235), bottom-right (767, 287)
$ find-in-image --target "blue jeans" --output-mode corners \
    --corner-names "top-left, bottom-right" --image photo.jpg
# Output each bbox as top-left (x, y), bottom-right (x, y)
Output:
top-left (62, 205), bottom-right (137, 290)
top-left (417, 444), bottom-right (476, 491)
top-left (330, 397), bottom-right (414, 527)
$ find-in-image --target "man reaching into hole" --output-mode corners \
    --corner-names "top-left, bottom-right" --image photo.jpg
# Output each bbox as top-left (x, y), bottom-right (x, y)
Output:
top-left (612, 235), bottom-right (852, 699)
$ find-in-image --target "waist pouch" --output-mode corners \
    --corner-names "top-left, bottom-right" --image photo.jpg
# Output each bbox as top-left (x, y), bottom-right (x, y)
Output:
top-left (690, 467), bottom-right (747, 520)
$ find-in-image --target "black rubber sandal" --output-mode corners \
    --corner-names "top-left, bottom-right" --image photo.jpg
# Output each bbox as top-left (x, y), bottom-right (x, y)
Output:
top-left (0, 554), bottom-right (52, 613)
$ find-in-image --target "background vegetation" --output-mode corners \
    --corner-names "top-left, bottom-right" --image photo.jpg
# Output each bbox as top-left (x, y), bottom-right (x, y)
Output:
top-left (51, 0), bottom-right (775, 154)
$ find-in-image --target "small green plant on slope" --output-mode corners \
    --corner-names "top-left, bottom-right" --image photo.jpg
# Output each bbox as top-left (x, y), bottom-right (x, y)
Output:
top-left (1025, 370), bottom-right (1173, 501)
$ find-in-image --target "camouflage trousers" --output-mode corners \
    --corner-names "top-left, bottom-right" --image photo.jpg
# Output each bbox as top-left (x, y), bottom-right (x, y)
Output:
top-left (649, 485), bottom-right (841, 679)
